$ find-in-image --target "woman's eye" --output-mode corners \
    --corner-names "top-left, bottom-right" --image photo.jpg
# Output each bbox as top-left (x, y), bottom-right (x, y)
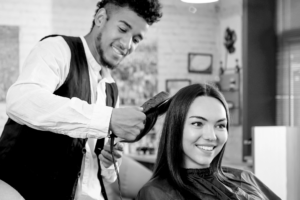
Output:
top-left (217, 124), bottom-right (226, 129)
top-left (192, 122), bottom-right (203, 127)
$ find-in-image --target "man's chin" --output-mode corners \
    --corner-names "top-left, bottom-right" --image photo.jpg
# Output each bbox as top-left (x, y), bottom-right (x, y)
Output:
top-left (101, 58), bottom-right (120, 70)
top-left (106, 60), bottom-right (120, 69)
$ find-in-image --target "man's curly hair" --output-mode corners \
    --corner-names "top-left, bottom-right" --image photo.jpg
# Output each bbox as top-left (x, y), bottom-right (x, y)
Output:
top-left (91, 0), bottom-right (163, 28)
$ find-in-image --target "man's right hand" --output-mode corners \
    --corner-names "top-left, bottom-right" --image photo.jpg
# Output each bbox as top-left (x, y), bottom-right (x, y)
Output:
top-left (110, 107), bottom-right (146, 141)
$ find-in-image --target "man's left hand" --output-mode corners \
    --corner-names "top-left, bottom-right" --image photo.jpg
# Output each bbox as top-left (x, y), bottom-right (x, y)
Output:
top-left (99, 139), bottom-right (123, 168)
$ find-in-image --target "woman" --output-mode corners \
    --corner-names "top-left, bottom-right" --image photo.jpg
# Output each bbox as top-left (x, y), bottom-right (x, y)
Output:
top-left (136, 83), bottom-right (280, 200)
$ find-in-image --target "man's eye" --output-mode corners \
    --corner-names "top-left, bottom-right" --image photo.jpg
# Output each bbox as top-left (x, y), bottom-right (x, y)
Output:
top-left (133, 38), bottom-right (140, 44)
top-left (119, 28), bottom-right (126, 33)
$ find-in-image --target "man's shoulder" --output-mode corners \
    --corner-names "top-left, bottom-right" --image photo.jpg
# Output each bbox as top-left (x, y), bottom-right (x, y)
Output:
top-left (38, 35), bottom-right (76, 50)
top-left (40, 35), bottom-right (66, 43)
top-left (36, 35), bottom-right (74, 58)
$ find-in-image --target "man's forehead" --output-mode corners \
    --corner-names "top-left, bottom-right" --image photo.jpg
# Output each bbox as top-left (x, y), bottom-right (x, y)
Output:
top-left (112, 9), bottom-right (149, 37)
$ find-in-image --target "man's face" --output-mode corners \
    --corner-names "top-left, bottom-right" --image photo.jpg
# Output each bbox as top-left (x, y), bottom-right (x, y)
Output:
top-left (95, 7), bottom-right (149, 69)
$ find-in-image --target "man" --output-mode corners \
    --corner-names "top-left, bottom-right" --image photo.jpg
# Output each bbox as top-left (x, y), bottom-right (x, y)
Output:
top-left (0, 0), bottom-right (163, 200)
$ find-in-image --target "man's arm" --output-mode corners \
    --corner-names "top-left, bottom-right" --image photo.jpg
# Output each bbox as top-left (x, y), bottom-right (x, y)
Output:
top-left (6, 36), bottom-right (111, 139)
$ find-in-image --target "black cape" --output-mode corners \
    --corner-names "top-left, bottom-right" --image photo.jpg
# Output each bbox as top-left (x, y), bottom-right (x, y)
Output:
top-left (136, 167), bottom-right (281, 200)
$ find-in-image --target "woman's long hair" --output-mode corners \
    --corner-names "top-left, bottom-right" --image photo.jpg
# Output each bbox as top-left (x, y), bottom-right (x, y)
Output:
top-left (151, 83), bottom-right (236, 199)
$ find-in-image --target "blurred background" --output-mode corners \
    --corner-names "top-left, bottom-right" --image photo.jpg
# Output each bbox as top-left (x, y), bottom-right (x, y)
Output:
top-left (0, 0), bottom-right (299, 199)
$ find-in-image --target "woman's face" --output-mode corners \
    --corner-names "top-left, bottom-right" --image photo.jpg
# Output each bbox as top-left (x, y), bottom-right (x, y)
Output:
top-left (182, 96), bottom-right (228, 169)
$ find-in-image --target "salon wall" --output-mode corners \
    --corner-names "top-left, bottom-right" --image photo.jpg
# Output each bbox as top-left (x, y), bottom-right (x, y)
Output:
top-left (0, 0), bottom-right (53, 132)
top-left (215, 0), bottom-right (244, 167)
top-left (0, 0), bottom-right (53, 69)
top-left (276, 0), bottom-right (300, 126)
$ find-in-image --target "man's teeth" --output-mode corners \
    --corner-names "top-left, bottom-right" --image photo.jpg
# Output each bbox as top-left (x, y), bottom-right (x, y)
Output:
top-left (112, 47), bottom-right (123, 56)
top-left (197, 146), bottom-right (214, 151)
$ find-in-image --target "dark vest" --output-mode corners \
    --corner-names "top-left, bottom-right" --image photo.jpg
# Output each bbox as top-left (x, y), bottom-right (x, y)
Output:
top-left (0, 35), bottom-right (112, 200)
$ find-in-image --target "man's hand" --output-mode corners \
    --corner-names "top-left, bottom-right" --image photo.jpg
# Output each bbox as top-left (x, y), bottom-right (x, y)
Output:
top-left (99, 140), bottom-right (124, 168)
top-left (110, 107), bottom-right (146, 141)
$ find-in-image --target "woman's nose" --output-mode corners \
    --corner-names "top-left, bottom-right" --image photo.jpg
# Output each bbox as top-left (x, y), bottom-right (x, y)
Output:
top-left (202, 125), bottom-right (217, 141)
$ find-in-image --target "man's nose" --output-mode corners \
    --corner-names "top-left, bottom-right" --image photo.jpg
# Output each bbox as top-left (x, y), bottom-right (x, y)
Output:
top-left (202, 125), bottom-right (217, 141)
top-left (120, 35), bottom-right (132, 52)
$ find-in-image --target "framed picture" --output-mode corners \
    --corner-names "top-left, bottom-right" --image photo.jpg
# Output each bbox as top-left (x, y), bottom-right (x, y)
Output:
top-left (166, 79), bottom-right (191, 96)
top-left (188, 53), bottom-right (213, 74)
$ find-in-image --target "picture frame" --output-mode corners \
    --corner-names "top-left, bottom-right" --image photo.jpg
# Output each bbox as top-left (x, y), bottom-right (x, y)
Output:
top-left (188, 53), bottom-right (213, 74)
top-left (166, 79), bottom-right (191, 96)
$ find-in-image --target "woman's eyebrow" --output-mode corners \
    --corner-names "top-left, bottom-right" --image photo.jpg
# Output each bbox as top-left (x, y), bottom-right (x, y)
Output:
top-left (189, 116), bottom-right (227, 123)
top-left (189, 116), bottom-right (207, 121)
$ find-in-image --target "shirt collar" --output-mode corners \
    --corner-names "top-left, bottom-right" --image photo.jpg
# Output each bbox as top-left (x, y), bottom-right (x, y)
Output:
top-left (80, 36), bottom-right (101, 73)
top-left (80, 36), bottom-right (115, 83)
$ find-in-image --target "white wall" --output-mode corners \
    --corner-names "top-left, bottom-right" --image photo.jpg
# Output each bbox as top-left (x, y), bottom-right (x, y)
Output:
top-left (217, 0), bottom-right (242, 70)
top-left (0, 0), bottom-right (53, 132)
top-left (157, 1), bottom-right (219, 92)
top-left (216, 0), bottom-right (244, 165)
top-left (253, 126), bottom-right (300, 200)
top-left (0, 0), bottom-right (53, 70)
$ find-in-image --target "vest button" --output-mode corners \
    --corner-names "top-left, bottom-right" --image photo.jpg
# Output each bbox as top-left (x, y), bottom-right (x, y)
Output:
top-left (78, 172), bottom-right (81, 178)
top-left (82, 148), bottom-right (86, 154)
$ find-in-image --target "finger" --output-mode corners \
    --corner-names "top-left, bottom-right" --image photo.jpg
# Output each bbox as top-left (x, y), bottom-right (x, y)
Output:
top-left (114, 142), bottom-right (124, 151)
top-left (137, 122), bottom-right (145, 132)
top-left (102, 142), bottom-right (121, 152)
top-left (112, 150), bottom-right (122, 159)
top-left (101, 150), bottom-right (114, 162)
top-left (103, 139), bottom-right (116, 151)
top-left (106, 138), bottom-right (111, 145)
top-left (103, 144), bottom-right (111, 152)
top-left (102, 147), bottom-right (122, 159)
top-left (99, 154), bottom-right (112, 168)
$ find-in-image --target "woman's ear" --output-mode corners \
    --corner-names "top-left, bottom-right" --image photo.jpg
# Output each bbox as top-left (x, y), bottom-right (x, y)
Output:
top-left (94, 8), bottom-right (108, 28)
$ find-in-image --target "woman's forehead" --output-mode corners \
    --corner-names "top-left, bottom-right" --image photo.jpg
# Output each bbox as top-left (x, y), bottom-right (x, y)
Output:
top-left (187, 96), bottom-right (227, 120)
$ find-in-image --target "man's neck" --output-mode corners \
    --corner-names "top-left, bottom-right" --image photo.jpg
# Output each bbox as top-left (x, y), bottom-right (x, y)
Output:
top-left (84, 33), bottom-right (102, 65)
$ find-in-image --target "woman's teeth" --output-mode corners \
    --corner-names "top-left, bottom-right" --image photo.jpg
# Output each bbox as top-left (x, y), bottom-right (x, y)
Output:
top-left (197, 146), bottom-right (214, 151)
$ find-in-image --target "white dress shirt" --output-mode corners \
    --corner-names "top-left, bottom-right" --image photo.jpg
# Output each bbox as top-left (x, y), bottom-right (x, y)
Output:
top-left (6, 36), bottom-right (119, 200)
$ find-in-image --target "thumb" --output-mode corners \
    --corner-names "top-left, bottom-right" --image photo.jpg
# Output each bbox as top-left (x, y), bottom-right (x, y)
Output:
top-left (106, 138), bottom-right (113, 147)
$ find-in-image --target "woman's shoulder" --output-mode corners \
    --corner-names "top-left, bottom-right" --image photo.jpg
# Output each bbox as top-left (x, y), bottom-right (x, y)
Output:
top-left (222, 166), bottom-right (254, 180)
top-left (136, 177), bottom-right (180, 200)
top-left (222, 166), bottom-right (282, 200)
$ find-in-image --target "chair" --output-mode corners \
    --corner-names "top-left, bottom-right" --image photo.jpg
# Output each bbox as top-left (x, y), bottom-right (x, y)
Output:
top-left (105, 155), bottom-right (153, 200)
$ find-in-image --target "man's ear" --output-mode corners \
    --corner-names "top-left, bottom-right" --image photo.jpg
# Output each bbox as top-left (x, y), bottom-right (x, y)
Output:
top-left (94, 8), bottom-right (108, 27)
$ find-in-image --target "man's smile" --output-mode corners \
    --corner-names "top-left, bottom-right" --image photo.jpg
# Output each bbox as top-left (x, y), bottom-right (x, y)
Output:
top-left (112, 45), bottom-right (126, 57)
